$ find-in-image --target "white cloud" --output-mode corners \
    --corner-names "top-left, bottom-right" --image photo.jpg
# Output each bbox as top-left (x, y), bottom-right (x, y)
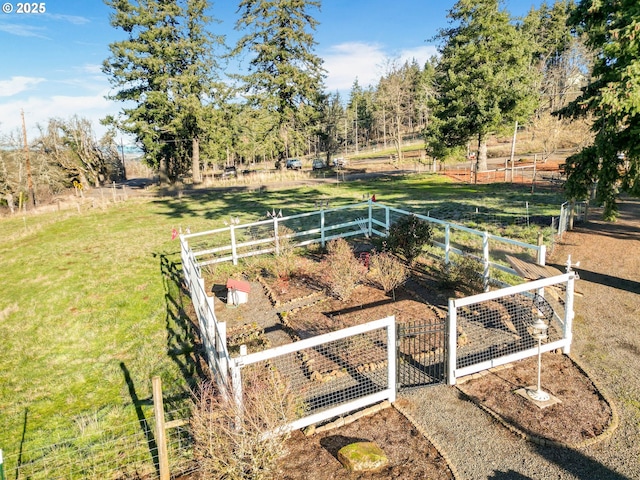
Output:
top-left (0, 91), bottom-right (120, 139)
top-left (397, 45), bottom-right (439, 66)
top-left (0, 76), bottom-right (46, 97)
top-left (46, 14), bottom-right (90, 25)
top-left (322, 42), bottom-right (438, 94)
top-left (79, 64), bottom-right (104, 75)
top-left (323, 42), bottom-right (387, 92)
top-left (0, 23), bottom-right (48, 38)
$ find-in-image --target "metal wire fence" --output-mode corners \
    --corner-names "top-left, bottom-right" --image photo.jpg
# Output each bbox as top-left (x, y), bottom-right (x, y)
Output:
top-left (230, 317), bottom-right (396, 433)
top-left (448, 273), bottom-right (575, 381)
top-left (3, 410), bottom-right (193, 480)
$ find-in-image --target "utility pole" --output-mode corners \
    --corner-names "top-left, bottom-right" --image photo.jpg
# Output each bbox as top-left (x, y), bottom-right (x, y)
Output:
top-left (21, 109), bottom-right (36, 208)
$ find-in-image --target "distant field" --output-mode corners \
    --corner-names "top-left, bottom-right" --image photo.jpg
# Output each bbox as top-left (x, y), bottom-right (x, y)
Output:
top-left (0, 174), bottom-right (566, 466)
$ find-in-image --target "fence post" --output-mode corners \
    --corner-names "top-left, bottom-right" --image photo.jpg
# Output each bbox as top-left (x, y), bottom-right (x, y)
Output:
top-left (152, 376), bottom-right (170, 480)
top-left (387, 317), bottom-right (397, 403)
top-left (482, 231), bottom-right (490, 291)
top-left (230, 225), bottom-right (238, 265)
top-left (444, 224), bottom-right (451, 265)
top-left (273, 218), bottom-right (280, 255)
top-left (231, 358), bottom-right (244, 417)
top-left (368, 199), bottom-right (373, 237)
top-left (320, 208), bottom-right (326, 247)
top-left (447, 299), bottom-right (457, 385)
top-left (385, 205), bottom-right (390, 232)
top-left (537, 233), bottom-right (546, 266)
top-left (563, 274), bottom-right (575, 354)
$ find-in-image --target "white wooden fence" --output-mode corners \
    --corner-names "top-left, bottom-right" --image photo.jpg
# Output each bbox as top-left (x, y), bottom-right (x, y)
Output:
top-left (179, 201), bottom-right (574, 430)
top-left (180, 238), bottom-right (232, 394)
top-left (182, 200), bottom-right (547, 287)
top-left (230, 316), bottom-right (396, 433)
top-left (447, 272), bottom-right (576, 383)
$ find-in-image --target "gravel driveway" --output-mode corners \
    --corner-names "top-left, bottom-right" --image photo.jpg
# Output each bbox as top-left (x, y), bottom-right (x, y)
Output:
top-left (398, 198), bottom-right (640, 480)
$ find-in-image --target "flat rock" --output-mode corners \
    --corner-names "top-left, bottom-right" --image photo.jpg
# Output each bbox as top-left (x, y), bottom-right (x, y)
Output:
top-left (337, 441), bottom-right (389, 472)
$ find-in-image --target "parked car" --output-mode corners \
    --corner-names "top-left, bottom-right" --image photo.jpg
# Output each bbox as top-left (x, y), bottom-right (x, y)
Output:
top-left (333, 157), bottom-right (347, 168)
top-left (312, 158), bottom-right (326, 170)
top-left (222, 165), bottom-right (237, 177)
top-left (286, 158), bottom-right (302, 170)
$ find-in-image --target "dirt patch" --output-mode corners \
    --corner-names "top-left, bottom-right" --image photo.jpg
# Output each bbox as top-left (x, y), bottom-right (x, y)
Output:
top-left (276, 406), bottom-right (454, 480)
top-left (457, 353), bottom-right (613, 446)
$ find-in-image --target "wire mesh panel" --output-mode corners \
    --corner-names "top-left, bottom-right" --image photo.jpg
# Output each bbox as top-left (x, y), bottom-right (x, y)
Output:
top-left (233, 318), bottom-right (394, 430)
top-left (397, 319), bottom-right (447, 390)
top-left (5, 413), bottom-right (193, 480)
top-left (455, 286), bottom-right (566, 372)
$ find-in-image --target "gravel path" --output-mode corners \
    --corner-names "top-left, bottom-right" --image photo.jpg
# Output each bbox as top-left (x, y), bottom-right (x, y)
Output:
top-left (398, 198), bottom-right (640, 480)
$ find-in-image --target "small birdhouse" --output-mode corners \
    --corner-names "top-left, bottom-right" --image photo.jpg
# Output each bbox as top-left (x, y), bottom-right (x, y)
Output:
top-left (226, 279), bottom-right (251, 306)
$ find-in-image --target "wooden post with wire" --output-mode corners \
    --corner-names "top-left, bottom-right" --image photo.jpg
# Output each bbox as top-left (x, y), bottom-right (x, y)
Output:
top-left (152, 376), bottom-right (170, 480)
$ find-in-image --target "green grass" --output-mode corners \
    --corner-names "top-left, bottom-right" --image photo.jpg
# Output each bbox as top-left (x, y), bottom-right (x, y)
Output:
top-left (0, 175), bottom-right (566, 473)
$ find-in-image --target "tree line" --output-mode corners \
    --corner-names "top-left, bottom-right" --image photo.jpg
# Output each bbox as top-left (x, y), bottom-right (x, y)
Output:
top-left (1, 0), bottom-right (637, 219)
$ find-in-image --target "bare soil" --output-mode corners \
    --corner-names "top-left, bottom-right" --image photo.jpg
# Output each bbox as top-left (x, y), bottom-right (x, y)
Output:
top-left (276, 406), bottom-right (454, 479)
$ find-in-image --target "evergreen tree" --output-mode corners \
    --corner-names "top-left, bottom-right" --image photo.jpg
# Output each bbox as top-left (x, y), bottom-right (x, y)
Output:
top-left (317, 91), bottom-right (345, 163)
top-left (426, 0), bottom-right (539, 171)
top-left (558, 0), bottom-right (640, 220)
top-left (232, 0), bottom-right (325, 167)
top-left (103, 0), bottom-right (223, 182)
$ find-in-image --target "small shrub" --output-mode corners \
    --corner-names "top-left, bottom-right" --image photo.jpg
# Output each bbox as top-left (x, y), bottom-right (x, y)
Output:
top-left (191, 367), bottom-right (303, 480)
top-left (368, 252), bottom-right (408, 300)
top-left (324, 238), bottom-right (367, 300)
top-left (272, 225), bottom-right (296, 281)
top-left (384, 215), bottom-right (433, 263)
top-left (433, 256), bottom-right (484, 294)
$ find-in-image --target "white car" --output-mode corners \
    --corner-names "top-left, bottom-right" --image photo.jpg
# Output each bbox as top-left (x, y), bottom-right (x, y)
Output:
top-left (333, 157), bottom-right (347, 168)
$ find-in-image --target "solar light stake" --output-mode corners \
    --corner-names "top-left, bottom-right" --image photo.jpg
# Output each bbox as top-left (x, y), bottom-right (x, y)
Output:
top-left (527, 317), bottom-right (550, 402)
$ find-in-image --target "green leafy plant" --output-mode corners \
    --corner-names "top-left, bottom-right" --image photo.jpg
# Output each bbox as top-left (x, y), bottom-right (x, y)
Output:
top-left (384, 215), bottom-right (433, 263)
top-left (433, 256), bottom-right (484, 294)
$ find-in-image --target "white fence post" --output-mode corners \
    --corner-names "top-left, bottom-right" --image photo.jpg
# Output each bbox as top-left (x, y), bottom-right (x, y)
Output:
top-left (320, 209), bottom-right (326, 247)
top-left (273, 218), bottom-right (280, 255)
top-left (482, 231), bottom-right (490, 291)
top-left (447, 298), bottom-right (457, 385)
top-left (385, 205), bottom-right (390, 232)
top-left (387, 319), bottom-right (397, 402)
top-left (230, 359), bottom-right (243, 416)
top-left (444, 224), bottom-right (451, 265)
top-left (230, 225), bottom-right (238, 265)
top-left (368, 199), bottom-right (373, 237)
top-left (563, 274), bottom-right (575, 354)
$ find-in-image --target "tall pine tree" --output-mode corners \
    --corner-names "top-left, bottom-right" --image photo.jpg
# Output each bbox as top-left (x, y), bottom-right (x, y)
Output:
top-left (232, 0), bottom-right (325, 167)
top-left (558, 0), bottom-right (640, 219)
top-left (103, 0), bottom-right (223, 182)
top-left (426, 0), bottom-right (539, 171)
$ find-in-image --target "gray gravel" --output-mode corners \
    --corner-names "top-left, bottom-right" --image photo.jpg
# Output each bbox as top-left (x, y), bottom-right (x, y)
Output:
top-left (397, 198), bottom-right (640, 480)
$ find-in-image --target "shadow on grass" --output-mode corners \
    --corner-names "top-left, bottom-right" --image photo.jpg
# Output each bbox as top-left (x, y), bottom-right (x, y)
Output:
top-left (119, 362), bottom-right (159, 478)
top-left (158, 252), bottom-right (208, 392)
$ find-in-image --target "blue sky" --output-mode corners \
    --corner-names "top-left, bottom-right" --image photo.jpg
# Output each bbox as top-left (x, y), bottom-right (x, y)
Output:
top-left (0, 0), bottom-right (543, 141)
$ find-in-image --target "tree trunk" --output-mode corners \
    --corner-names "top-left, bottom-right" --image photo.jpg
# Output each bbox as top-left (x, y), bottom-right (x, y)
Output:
top-left (477, 133), bottom-right (488, 172)
top-left (192, 137), bottom-right (201, 184)
top-left (159, 158), bottom-right (169, 185)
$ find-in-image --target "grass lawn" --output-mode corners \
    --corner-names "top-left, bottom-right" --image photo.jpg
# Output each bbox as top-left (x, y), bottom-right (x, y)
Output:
top-left (0, 174), bottom-right (566, 470)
